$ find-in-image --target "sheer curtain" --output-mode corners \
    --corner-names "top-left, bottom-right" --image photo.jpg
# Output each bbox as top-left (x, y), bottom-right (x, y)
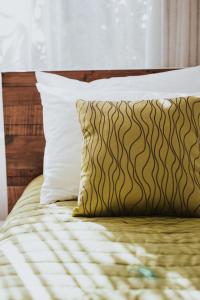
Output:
top-left (0, 0), bottom-right (199, 71)
top-left (0, 0), bottom-right (149, 71)
top-left (146, 0), bottom-right (200, 68)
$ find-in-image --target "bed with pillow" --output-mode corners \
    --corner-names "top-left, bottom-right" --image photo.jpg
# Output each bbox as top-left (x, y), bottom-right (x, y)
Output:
top-left (0, 68), bottom-right (200, 299)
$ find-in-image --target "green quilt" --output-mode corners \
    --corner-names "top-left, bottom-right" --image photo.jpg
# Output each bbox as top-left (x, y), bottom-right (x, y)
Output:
top-left (0, 176), bottom-right (200, 299)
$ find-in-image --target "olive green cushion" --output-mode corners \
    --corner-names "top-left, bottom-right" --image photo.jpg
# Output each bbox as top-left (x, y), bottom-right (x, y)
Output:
top-left (73, 97), bottom-right (200, 217)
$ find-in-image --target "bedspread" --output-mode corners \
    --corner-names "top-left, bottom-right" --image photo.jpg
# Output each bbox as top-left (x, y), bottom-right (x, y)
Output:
top-left (0, 176), bottom-right (200, 300)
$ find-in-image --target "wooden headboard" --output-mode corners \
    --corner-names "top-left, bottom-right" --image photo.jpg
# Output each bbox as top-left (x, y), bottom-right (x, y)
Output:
top-left (2, 69), bottom-right (174, 211)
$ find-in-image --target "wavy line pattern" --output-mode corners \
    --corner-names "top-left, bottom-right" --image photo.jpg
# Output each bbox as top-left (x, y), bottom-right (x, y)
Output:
top-left (73, 97), bottom-right (200, 217)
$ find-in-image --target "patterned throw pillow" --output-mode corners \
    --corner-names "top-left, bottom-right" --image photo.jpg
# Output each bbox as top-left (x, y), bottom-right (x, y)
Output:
top-left (73, 97), bottom-right (200, 217)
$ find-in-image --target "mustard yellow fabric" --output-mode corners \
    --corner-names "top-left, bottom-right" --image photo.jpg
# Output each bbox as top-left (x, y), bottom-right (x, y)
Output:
top-left (74, 97), bottom-right (200, 217)
top-left (1, 176), bottom-right (200, 299)
top-left (1, 177), bottom-right (200, 299)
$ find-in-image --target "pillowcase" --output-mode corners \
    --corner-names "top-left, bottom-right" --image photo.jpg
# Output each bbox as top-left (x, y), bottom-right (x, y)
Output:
top-left (36, 69), bottom-right (200, 204)
top-left (89, 66), bottom-right (200, 93)
top-left (73, 97), bottom-right (200, 217)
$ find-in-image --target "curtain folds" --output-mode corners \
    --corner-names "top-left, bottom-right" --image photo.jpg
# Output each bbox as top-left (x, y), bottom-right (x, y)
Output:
top-left (146, 0), bottom-right (200, 68)
top-left (0, 0), bottom-right (199, 71)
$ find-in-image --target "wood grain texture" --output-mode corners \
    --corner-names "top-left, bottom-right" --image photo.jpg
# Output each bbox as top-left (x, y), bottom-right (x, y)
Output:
top-left (2, 69), bottom-right (176, 211)
top-left (8, 187), bottom-right (25, 211)
top-left (5, 124), bottom-right (43, 136)
top-left (4, 105), bottom-right (42, 125)
top-left (3, 87), bottom-right (41, 105)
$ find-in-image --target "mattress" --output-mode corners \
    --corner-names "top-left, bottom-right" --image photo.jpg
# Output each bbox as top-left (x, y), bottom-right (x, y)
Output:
top-left (0, 177), bottom-right (200, 300)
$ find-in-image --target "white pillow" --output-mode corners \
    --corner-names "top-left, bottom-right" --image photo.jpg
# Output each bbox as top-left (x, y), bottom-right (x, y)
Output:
top-left (36, 69), bottom-right (200, 204)
top-left (36, 66), bottom-right (200, 93)
top-left (90, 66), bottom-right (200, 92)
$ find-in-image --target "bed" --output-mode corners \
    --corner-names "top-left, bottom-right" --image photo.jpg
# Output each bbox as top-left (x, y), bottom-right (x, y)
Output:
top-left (1, 176), bottom-right (200, 299)
top-left (1, 70), bottom-right (200, 300)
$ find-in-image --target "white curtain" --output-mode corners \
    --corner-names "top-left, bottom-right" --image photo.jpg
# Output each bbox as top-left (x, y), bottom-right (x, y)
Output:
top-left (146, 0), bottom-right (200, 68)
top-left (0, 0), bottom-right (199, 71)
top-left (0, 0), bottom-right (149, 71)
